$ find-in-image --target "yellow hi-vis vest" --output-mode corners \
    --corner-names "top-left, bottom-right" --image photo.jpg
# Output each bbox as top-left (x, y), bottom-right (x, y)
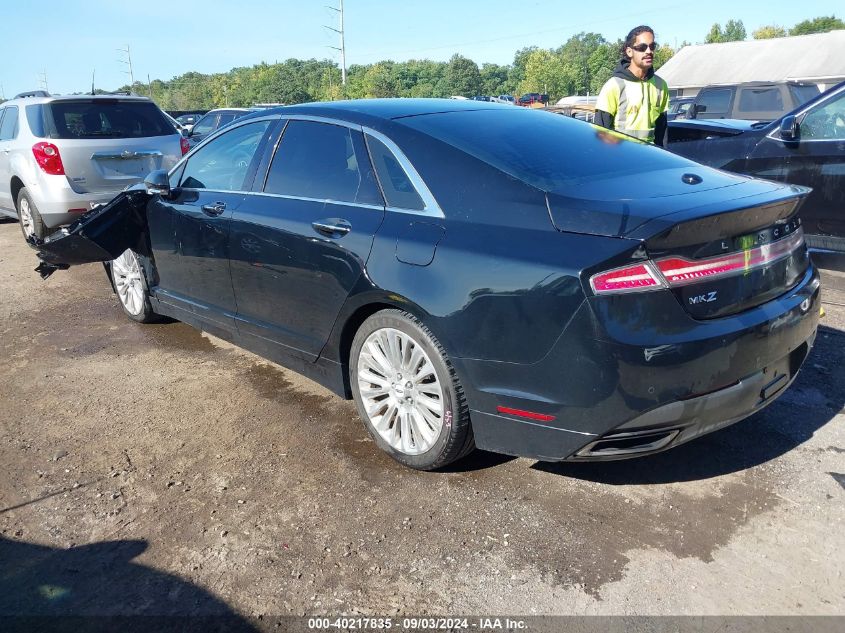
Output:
top-left (596, 73), bottom-right (669, 143)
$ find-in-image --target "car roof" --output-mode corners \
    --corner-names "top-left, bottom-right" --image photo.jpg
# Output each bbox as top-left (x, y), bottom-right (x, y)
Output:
top-left (4, 94), bottom-right (155, 105)
top-left (248, 98), bottom-right (514, 124)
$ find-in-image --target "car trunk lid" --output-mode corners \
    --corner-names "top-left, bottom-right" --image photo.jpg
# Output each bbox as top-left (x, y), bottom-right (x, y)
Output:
top-left (558, 175), bottom-right (813, 319)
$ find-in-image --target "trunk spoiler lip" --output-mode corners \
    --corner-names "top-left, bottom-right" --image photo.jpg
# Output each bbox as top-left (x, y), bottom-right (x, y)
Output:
top-left (623, 184), bottom-right (811, 242)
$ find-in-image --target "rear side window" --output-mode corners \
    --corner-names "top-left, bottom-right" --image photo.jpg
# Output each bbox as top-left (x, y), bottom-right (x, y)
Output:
top-left (264, 120), bottom-right (383, 206)
top-left (26, 104), bottom-right (46, 137)
top-left (366, 135), bottom-right (425, 210)
top-left (738, 88), bottom-right (783, 113)
top-left (44, 100), bottom-right (174, 139)
top-left (0, 106), bottom-right (18, 140)
top-left (696, 89), bottom-right (732, 116)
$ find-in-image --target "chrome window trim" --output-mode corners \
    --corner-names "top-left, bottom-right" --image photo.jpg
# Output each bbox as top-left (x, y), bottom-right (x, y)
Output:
top-left (362, 126), bottom-right (444, 219)
top-left (243, 190), bottom-right (384, 212)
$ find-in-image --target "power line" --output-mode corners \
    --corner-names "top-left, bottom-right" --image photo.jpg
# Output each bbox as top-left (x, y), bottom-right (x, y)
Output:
top-left (117, 45), bottom-right (135, 91)
top-left (324, 0), bottom-right (347, 85)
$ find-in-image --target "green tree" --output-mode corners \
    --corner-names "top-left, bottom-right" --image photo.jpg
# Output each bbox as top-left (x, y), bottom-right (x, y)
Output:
top-left (479, 63), bottom-right (509, 96)
top-left (724, 19), bottom-right (747, 41)
top-left (443, 54), bottom-right (481, 97)
top-left (790, 15), bottom-right (845, 35)
top-left (705, 20), bottom-right (746, 43)
top-left (519, 49), bottom-right (565, 98)
top-left (588, 41), bottom-right (619, 94)
top-left (361, 62), bottom-right (399, 98)
top-left (753, 25), bottom-right (788, 39)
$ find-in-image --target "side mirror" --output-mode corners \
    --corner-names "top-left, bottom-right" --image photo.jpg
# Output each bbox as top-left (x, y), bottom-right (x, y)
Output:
top-left (144, 170), bottom-right (172, 198)
top-left (180, 127), bottom-right (189, 138)
top-left (780, 115), bottom-right (799, 142)
top-left (689, 104), bottom-right (706, 119)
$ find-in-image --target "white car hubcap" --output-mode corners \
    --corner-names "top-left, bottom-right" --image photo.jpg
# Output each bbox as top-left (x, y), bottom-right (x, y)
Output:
top-left (112, 250), bottom-right (145, 316)
top-left (357, 327), bottom-right (445, 455)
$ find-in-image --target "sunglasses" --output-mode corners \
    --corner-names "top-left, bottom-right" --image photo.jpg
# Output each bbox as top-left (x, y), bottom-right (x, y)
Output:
top-left (631, 43), bottom-right (659, 52)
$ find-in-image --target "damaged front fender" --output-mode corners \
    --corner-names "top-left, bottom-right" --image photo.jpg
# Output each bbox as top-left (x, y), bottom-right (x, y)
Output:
top-left (30, 189), bottom-right (152, 279)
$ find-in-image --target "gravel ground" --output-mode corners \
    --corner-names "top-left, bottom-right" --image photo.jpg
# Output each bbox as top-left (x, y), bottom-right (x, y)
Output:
top-left (0, 218), bottom-right (843, 623)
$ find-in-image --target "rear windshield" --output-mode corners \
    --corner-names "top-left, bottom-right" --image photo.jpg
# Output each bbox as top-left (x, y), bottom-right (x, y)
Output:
top-left (399, 108), bottom-right (684, 191)
top-left (28, 100), bottom-right (175, 139)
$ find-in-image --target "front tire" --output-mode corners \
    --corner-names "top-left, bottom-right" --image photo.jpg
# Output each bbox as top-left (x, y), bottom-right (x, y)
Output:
top-left (110, 249), bottom-right (158, 323)
top-left (17, 188), bottom-right (47, 241)
top-left (350, 309), bottom-right (474, 470)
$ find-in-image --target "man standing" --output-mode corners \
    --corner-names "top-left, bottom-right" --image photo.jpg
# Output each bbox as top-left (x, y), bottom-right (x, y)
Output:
top-left (595, 26), bottom-right (670, 147)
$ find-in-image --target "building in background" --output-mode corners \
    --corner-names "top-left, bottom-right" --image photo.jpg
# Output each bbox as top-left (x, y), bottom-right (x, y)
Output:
top-left (658, 30), bottom-right (845, 98)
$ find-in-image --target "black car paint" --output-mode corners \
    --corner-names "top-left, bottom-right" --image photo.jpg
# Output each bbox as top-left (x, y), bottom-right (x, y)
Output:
top-left (669, 81), bottom-right (845, 249)
top-left (31, 100), bottom-right (820, 462)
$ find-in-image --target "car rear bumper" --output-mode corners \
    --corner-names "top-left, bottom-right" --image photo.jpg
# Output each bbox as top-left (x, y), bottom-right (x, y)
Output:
top-left (458, 265), bottom-right (821, 462)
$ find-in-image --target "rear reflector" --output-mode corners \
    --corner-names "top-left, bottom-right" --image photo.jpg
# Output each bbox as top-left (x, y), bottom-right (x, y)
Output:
top-left (68, 208), bottom-right (87, 214)
top-left (590, 228), bottom-right (805, 295)
top-left (496, 406), bottom-right (556, 422)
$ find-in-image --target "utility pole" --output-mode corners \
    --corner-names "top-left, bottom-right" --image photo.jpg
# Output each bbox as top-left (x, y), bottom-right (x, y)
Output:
top-left (148, 73), bottom-right (153, 99)
top-left (324, 0), bottom-right (347, 87)
top-left (38, 69), bottom-right (49, 93)
top-left (117, 45), bottom-right (135, 93)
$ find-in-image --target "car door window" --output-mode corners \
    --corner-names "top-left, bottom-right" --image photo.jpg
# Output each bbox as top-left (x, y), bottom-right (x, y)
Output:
top-left (180, 120), bottom-right (272, 191)
top-left (801, 91), bottom-right (845, 140)
top-left (0, 106), bottom-right (18, 140)
top-left (365, 135), bottom-right (425, 211)
top-left (263, 120), bottom-right (383, 205)
top-left (191, 114), bottom-right (217, 137)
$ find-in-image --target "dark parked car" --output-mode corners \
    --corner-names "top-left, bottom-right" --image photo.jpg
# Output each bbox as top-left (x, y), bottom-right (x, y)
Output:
top-left (518, 93), bottom-right (549, 107)
top-left (667, 97), bottom-right (694, 121)
top-left (184, 108), bottom-right (251, 148)
top-left (669, 80), bottom-right (845, 252)
top-left (688, 81), bottom-right (820, 122)
top-left (31, 100), bottom-right (820, 470)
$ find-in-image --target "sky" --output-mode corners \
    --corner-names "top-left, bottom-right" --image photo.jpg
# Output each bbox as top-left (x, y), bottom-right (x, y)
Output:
top-left (1, 0), bottom-right (842, 97)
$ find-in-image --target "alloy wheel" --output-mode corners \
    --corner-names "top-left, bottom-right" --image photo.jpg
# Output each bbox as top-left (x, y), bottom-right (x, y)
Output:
top-left (356, 327), bottom-right (444, 455)
top-left (19, 197), bottom-right (34, 238)
top-left (112, 250), bottom-right (146, 316)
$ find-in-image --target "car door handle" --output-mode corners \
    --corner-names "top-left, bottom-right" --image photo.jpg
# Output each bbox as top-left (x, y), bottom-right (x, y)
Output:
top-left (201, 202), bottom-right (226, 216)
top-left (312, 219), bottom-right (351, 237)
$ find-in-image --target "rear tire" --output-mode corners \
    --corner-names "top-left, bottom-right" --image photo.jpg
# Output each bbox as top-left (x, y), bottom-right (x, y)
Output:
top-left (110, 249), bottom-right (159, 323)
top-left (350, 309), bottom-right (474, 470)
top-left (17, 188), bottom-right (47, 241)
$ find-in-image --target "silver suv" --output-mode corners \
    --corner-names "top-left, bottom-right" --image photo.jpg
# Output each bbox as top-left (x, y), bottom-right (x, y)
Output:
top-left (0, 91), bottom-right (184, 240)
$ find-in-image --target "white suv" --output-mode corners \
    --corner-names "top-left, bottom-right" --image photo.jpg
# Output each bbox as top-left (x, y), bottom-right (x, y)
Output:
top-left (0, 91), bottom-right (185, 240)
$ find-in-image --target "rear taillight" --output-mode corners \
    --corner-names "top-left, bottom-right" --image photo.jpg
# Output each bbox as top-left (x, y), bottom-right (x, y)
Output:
top-left (590, 228), bottom-right (805, 295)
top-left (180, 137), bottom-right (190, 155)
top-left (32, 142), bottom-right (65, 175)
top-left (590, 261), bottom-right (666, 294)
top-left (655, 229), bottom-right (804, 286)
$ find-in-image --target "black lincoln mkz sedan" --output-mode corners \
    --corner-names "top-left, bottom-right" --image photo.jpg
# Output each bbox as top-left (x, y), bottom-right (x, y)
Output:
top-left (32, 99), bottom-right (821, 470)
